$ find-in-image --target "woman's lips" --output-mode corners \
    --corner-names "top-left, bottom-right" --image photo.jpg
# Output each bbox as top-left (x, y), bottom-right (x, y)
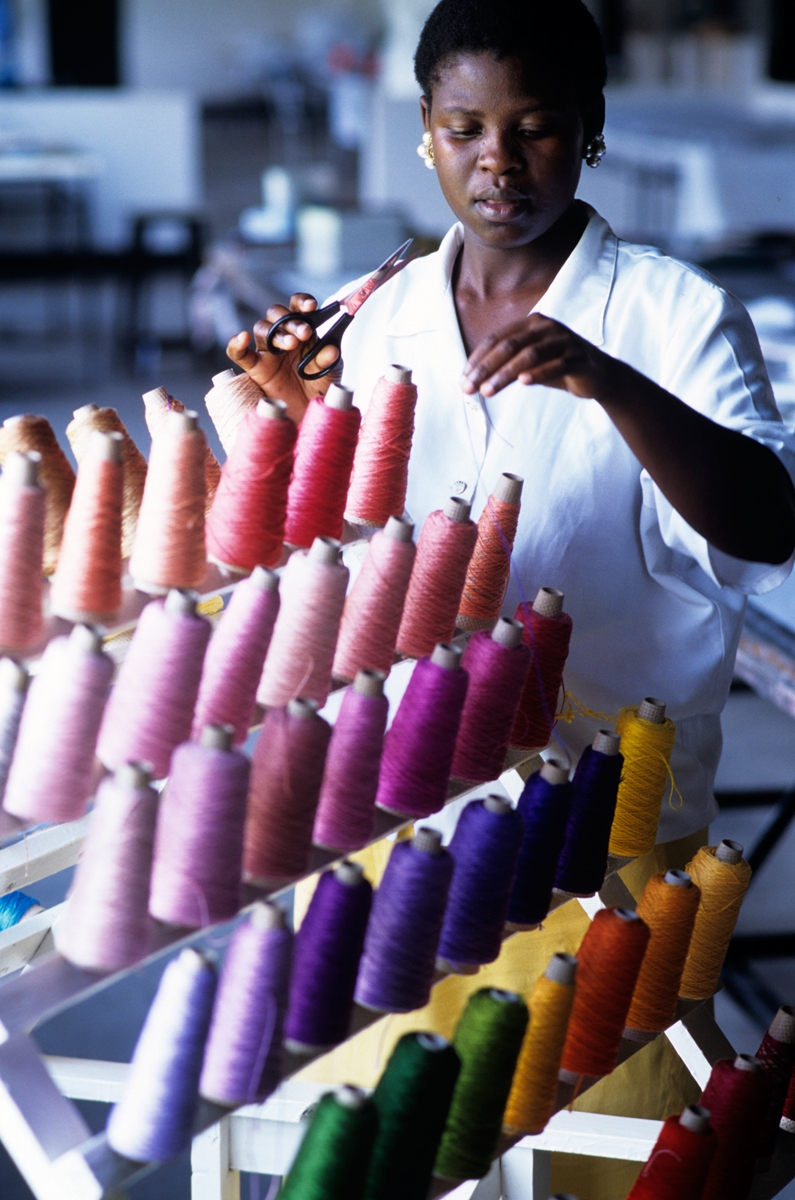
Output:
top-left (475, 197), bottom-right (530, 220)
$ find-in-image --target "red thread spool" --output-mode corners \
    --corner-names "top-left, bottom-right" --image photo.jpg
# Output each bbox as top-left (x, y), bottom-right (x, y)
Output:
top-left (700, 1055), bottom-right (769, 1200)
top-left (451, 618), bottom-right (531, 783)
top-left (457, 474), bottom-right (523, 632)
top-left (284, 388), bottom-right (361, 548)
top-left (510, 587), bottom-right (573, 750)
top-left (626, 1107), bottom-right (716, 1200)
top-left (755, 1006), bottom-right (795, 1158)
top-left (0, 452), bottom-right (44, 654)
top-left (344, 365), bottom-right (417, 528)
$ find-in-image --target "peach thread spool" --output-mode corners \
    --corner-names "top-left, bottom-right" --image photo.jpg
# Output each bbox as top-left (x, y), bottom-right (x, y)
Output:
top-left (458, 473), bottom-right (523, 631)
top-left (55, 763), bottom-right (158, 972)
top-left (204, 368), bottom-right (264, 453)
top-left (51, 430), bottom-right (124, 624)
top-left (504, 954), bottom-right (577, 1135)
top-left (624, 870), bottom-right (701, 1040)
top-left (396, 498), bottom-right (478, 659)
top-left (142, 386), bottom-right (221, 510)
top-left (66, 403), bottom-right (147, 558)
top-left (3, 624), bottom-right (113, 825)
top-left (344, 365), bottom-right (418, 528)
top-left (257, 537), bottom-right (349, 709)
top-left (332, 515), bottom-right (416, 683)
top-left (0, 414), bottom-right (75, 574)
top-left (678, 840), bottom-right (751, 1001)
top-left (0, 659), bottom-right (29, 805)
top-left (284, 386), bottom-right (361, 548)
top-left (0, 452), bottom-right (45, 654)
top-left (608, 698), bottom-right (677, 859)
top-left (130, 408), bottom-right (208, 594)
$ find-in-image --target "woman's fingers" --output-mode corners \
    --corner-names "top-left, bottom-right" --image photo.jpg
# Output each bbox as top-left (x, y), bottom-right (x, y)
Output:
top-left (463, 317), bottom-right (555, 393)
top-left (478, 337), bottom-right (572, 396)
top-left (227, 330), bottom-right (259, 370)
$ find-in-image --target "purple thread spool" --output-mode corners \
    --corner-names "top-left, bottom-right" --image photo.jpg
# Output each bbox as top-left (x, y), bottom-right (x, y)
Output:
top-left (451, 621), bottom-right (531, 783)
top-left (355, 829), bottom-right (454, 1013)
top-left (149, 724), bottom-right (250, 928)
top-left (436, 796), bottom-right (524, 974)
top-left (506, 761), bottom-right (574, 930)
top-left (285, 861), bottom-right (373, 1052)
top-left (191, 567), bottom-right (280, 747)
top-left (554, 732), bottom-right (623, 898)
top-left (199, 903), bottom-right (293, 1107)
top-left (375, 645), bottom-right (468, 819)
top-left (97, 589), bottom-right (211, 778)
top-left (313, 670), bottom-right (389, 851)
top-left (106, 947), bottom-right (216, 1163)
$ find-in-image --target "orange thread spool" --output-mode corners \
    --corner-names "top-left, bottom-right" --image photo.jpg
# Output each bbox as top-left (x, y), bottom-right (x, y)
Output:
top-left (143, 386), bottom-right (221, 511)
top-left (0, 414), bottom-right (75, 575)
top-left (66, 403), bottom-right (147, 558)
top-left (624, 871), bottom-right (701, 1038)
top-left (204, 368), bottom-right (264, 454)
top-left (458, 474), bottom-right (523, 631)
top-left (0, 452), bottom-right (45, 653)
top-left (344, 365), bottom-right (418, 528)
top-left (395, 500), bottom-right (478, 659)
top-left (679, 840), bottom-right (751, 1001)
top-left (51, 431), bottom-right (124, 624)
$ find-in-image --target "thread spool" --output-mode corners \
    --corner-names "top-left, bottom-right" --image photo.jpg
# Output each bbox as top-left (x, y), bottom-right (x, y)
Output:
top-left (510, 588), bottom-right (572, 750)
top-left (56, 764), bottom-right (158, 971)
top-left (625, 1107), bottom-right (716, 1200)
top-left (699, 1056), bottom-right (768, 1200)
top-left (284, 390), bottom-right (361, 548)
top-left (560, 906), bottom-right (651, 1081)
top-left (436, 795), bottom-right (524, 973)
top-left (0, 452), bottom-right (44, 653)
top-left (678, 841), bottom-right (751, 1001)
top-left (0, 659), bottom-right (28, 805)
top-left (435, 988), bottom-right (529, 1181)
top-left (754, 1007), bottom-right (795, 1159)
top-left (504, 954), bottom-right (578, 1135)
top-left (142, 385), bottom-right (221, 510)
top-left (458, 474), bottom-right (523, 631)
top-left (277, 1086), bottom-right (379, 1200)
top-left (129, 409), bottom-right (208, 594)
top-left (344, 365), bottom-right (418, 528)
top-left (97, 591), bottom-right (212, 779)
top-left (199, 903), bottom-right (292, 1106)
top-left (313, 671), bottom-right (389, 851)
top-left (332, 517), bottom-right (416, 682)
top-left (624, 871), bottom-right (701, 1039)
top-left (3, 625), bottom-right (113, 824)
top-left (506, 761), bottom-right (574, 930)
top-left (451, 620), bottom-right (531, 782)
top-left (257, 538), bottom-right (349, 709)
top-left (0, 891), bottom-right (40, 928)
top-left (66, 403), bottom-right (147, 558)
top-left (192, 568), bottom-right (280, 746)
top-left (106, 948), bottom-right (217, 1162)
top-left (554, 732), bottom-right (623, 897)
top-left (0, 414), bottom-right (75, 574)
top-left (363, 1031), bottom-right (461, 1200)
top-left (395, 502), bottom-right (478, 658)
top-left (285, 861), bottom-right (373, 1052)
top-left (204, 368), bottom-right (264, 453)
top-left (205, 400), bottom-right (297, 573)
top-left (355, 830), bottom-right (454, 1013)
top-left (608, 699), bottom-right (677, 858)
top-left (243, 699), bottom-right (332, 887)
top-left (51, 430), bottom-right (124, 623)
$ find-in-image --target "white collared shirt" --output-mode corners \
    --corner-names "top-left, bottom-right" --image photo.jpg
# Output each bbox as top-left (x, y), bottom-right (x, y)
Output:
top-left (333, 207), bottom-right (795, 841)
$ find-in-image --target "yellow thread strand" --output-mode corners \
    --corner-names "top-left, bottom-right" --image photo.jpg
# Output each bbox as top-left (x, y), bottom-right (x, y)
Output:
top-left (608, 706), bottom-right (677, 858)
top-left (678, 845), bottom-right (752, 1000)
top-left (558, 690), bottom-right (617, 726)
top-left (502, 972), bottom-right (575, 1135)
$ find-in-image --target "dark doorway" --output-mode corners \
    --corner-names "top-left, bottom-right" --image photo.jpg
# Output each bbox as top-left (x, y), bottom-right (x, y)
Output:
top-left (770, 0), bottom-right (795, 82)
top-left (48, 0), bottom-right (119, 87)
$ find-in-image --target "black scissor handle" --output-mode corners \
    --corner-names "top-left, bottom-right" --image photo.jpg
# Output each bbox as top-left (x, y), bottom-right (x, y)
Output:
top-left (264, 300), bottom-right (341, 356)
top-left (297, 312), bottom-right (354, 381)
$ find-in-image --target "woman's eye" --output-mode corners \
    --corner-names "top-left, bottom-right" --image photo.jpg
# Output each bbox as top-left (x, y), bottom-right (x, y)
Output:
top-left (447, 127), bottom-right (480, 139)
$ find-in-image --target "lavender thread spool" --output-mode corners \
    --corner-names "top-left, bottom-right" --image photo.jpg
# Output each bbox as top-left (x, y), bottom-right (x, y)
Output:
top-left (507, 761), bottom-right (574, 930)
top-left (355, 829), bottom-right (454, 1013)
top-left (451, 619), bottom-right (531, 783)
top-left (285, 861), bottom-right (373, 1053)
top-left (0, 659), bottom-right (28, 805)
top-left (555, 732), bottom-right (623, 898)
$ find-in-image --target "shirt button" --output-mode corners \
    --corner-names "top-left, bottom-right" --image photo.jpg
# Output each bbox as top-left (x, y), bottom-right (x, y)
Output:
top-left (450, 480), bottom-right (468, 495)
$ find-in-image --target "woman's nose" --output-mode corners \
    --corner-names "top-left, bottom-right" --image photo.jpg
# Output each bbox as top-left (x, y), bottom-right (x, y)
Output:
top-left (477, 129), bottom-right (524, 174)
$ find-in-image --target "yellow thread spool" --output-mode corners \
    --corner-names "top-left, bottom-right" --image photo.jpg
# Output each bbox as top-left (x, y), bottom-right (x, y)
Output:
top-left (608, 698), bottom-right (677, 858)
top-left (503, 953), bottom-right (577, 1135)
top-left (624, 870), bottom-right (701, 1038)
top-left (678, 841), bottom-right (752, 1001)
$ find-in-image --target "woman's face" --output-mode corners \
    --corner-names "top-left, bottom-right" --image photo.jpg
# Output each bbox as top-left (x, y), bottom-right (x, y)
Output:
top-left (421, 51), bottom-right (597, 251)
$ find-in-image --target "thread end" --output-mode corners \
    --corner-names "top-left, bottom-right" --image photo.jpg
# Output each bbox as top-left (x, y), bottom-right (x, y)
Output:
top-left (545, 952), bottom-right (578, 985)
top-left (334, 861), bottom-right (365, 887)
top-left (287, 698), bottom-right (318, 721)
top-left (90, 430), bottom-right (123, 462)
top-left (541, 760), bottom-right (569, 785)
top-left (679, 1105), bottom-right (711, 1134)
top-left (308, 537), bottom-right (341, 565)
top-left (413, 828), bottom-right (443, 856)
top-left (443, 496), bottom-right (472, 523)
top-left (638, 697), bottom-right (666, 723)
top-left (491, 617), bottom-right (523, 649)
top-left (353, 669), bottom-right (385, 698)
top-left (593, 730), bottom-right (621, 756)
top-left (735, 1054), bottom-right (762, 1073)
top-left (335, 1085), bottom-right (368, 1109)
top-left (249, 566), bottom-right (279, 593)
top-left (69, 623), bottom-right (102, 655)
top-left (431, 643), bottom-right (463, 671)
top-left (4, 451), bottom-right (40, 488)
top-left (493, 472), bottom-right (524, 504)
top-left (325, 384), bottom-right (354, 411)
top-left (715, 839), bottom-right (744, 864)
top-left (200, 724), bottom-right (234, 751)
top-left (533, 587), bottom-right (564, 618)
top-left (770, 1006), bottom-right (795, 1044)
top-left (0, 658), bottom-right (28, 693)
top-left (483, 794), bottom-right (511, 815)
top-left (250, 901), bottom-right (287, 931)
top-left (664, 869), bottom-right (692, 888)
top-left (115, 762), bottom-right (153, 789)
top-left (383, 515), bottom-right (414, 543)
top-left (386, 364), bottom-right (412, 384)
top-left (165, 588), bottom-right (198, 617)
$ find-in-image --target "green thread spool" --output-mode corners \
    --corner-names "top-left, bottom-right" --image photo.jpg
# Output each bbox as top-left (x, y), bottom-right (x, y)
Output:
top-left (364, 1031), bottom-right (461, 1200)
top-left (278, 1085), bottom-right (378, 1200)
top-left (435, 987), bottom-right (528, 1182)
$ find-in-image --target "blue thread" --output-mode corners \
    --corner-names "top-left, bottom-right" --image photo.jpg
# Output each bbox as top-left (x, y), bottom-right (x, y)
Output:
top-left (555, 745), bottom-right (624, 897)
top-left (0, 890), bottom-right (39, 930)
top-left (507, 771), bottom-right (573, 926)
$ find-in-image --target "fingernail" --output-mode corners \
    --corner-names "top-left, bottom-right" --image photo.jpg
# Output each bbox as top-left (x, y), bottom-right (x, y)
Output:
top-left (461, 378), bottom-right (475, 394)
top-left (481, 382), bottom-right (494, 396)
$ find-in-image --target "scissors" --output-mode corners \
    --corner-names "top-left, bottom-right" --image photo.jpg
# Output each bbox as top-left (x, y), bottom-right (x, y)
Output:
top-left (265, 238), bottom-right (415, 380)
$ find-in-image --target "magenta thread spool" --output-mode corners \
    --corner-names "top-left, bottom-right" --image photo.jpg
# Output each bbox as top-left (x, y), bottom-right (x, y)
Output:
top-left (313, 670), bottom-right (389, 852)
top-left (555, 732), bottom-right (623, 898)
top-left (149, 725), bottom-right (251, 929)
top-left (56, 763), bottom-right (158, 972)
top-left (507, 761), bottom-right (574, 930)
top-left (375, 644), bottom-right (469, 819)
top-left (451, 620), bottom-right (531, 783)
top-left (3, 624), bottom-right (113, 825)
top-left (355, 829), bottom-right (454, 1013)
top-left (200, 903), bottom-right (293, 1106)
top-left (97, 589), bottom-right (211, 778)
top-left (285, 861), bottom-right (373, 1053)
top-left (436, 796), bottom-right (524, 974)
top-left (0, 659), bottom-right (29, 806)
top-left (106, 948), bottom-right (217, 1163)
top-left (192, 567), bottom-right (280, 747)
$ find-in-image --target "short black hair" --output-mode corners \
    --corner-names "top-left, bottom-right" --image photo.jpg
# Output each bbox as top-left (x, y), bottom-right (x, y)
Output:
top-left (414, 0), bottom-right (607, 112)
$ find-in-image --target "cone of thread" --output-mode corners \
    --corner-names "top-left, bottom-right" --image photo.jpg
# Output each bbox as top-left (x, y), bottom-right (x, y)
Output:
top-left (624, 872), bottom-right (701, 1036)
top-left (345, 368), bottom-right (418, 528)
top-left (755, 1007), bottom-right (795, 1158)
top-left (555, 738), bottom-right (623, 897)
top-left (66, 403), bottom-right (147, 557)
top-left (510, 595), bottom-right (572, 750)
top-left (0, 414), bottom-right (75, 574)
top-left (204, 368), bottom-right (264, 453)
top-left (284, 394), bottom-right (361, 547)
top-left (0, 453), bottom-right (44, 653)
top-left (143, 386), bottom-right (220, 510)
top-left (0, 660), bottom-right (29, 805)
top-left (277, 1087), bottom-right (378, 1200)
top-left (679, 844), bottom-right (751, 1000)
top-left (608, 704), bottom-right (677, 857)
top-left (699, 1056), bottom-right (769, 1200)
top-left (396, 505), bottom-right (478, 658)
top-left (451, 627), bottom-right (531, 783)
top-left (625, 1111), bottom-right (716, 1200)
top-left (458, 479), bottom-right (522, 630)
top-left (504, 957), bottom-right (577, 1135)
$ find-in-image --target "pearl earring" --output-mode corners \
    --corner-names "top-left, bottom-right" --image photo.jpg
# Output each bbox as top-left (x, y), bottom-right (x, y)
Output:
top-left (417, 131), bottom-right (435, 170)
top-left (585, 133), bottom-right (606, 168)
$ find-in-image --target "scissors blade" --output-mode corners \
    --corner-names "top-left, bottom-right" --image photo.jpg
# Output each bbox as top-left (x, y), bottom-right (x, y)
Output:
top-left (341, 237), bottom-right (414, 316)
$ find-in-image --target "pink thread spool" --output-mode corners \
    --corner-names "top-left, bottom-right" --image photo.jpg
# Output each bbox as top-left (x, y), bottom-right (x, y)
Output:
top-left (0, 452), bottom-right (44, 654)
top-left (3, 624), bottom-right (113, 824)
top-left (192, 568), bottom-right (280, 747)
top-left (0, 659), bottom-right (29, 806)
top-left (396, 500), bottom-right (479, 659)
top-left (345, 365), bottom-right (418, 528)
top-left (257, 538), bottom-right (349, 710)
top-left (284, 387), bottom-right (361, 548)
top-left (451, 619), bottom-right (531, 783)
top-left (149, 724), bottom-right (251, 929)
top-left (313, 669), bottom-right (389, 851)
top-left (56, 763), bottom-right (158, 971)
top-left (332, 516), bottom-right (416, 683)
top-left (97, 590), bottom-right (211, 779)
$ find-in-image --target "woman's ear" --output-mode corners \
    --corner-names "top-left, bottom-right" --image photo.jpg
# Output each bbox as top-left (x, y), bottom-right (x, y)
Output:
top-left (420, 94), bottom-right (431, 133)
top-left (582, 94), bottom-right (606, 146)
